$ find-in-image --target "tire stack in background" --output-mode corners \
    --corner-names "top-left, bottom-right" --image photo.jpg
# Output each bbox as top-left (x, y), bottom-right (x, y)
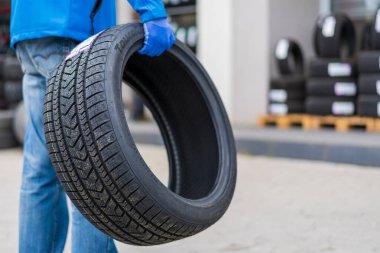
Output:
top-left (357, 8), bottom-right (380, 118)
top-left (306, 14), bottom-right (358, 117)
top-left (6, 57), bottom-right (25, 145)
top-left (268, 38), bottom-right (306, 115)
top-left (2, 56), bottom-right (23, 107)
top-left (3, 56), bottom-right (26, 146)
top-left (0, 0), bottom-right (20, 148)
top-left (0, 56), bottom-right (23, 147)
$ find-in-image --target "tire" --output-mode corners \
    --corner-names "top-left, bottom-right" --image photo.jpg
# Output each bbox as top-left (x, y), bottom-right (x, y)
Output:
top-left (13, 102), bottom-right (26, 144)
top-left (358, 51), bottom-right (380, 74)
top-left (313, 14), bottom-right (356, 58)
top-left (268, 101), bottom-right (305, 115)
top-left (4, 81), bottom-right (23, 104)
top-left (0, 55), bottom-right (5, 79)
top-left (361, 21), bottom-right (373, 51)
top-left (357, 95), bottom-right (380, 117)
top-left (313, 17), bottom-right (322, 57)
top-left (2, 56), bottom-right (23, 81)
top-left (372, 8), bottom-right (380, 50)
top-left (309, 58), bottom-right (357, 78)
top-left (306, 97), bottom-right (355, 116)
top-left (0, 109), bottom-right (13, 129)
top-left (307, 78), bottom-right (357, 97)
top-left (358, 74), bottom-right (380, 95)
top-left (0, 131), bottom-right (18, 149)
top-left (44, 24), bottom-right (236, 245)
top-left (270, 76), bottom-right (306, 89)
top-left (0, 81), bottom-right (4, 98)
top-left (275, 38), bottom-right (304, 75)
top-left (0, 98), bottom-right (8, 110)
top-left (268, 89), bottom-right (304, 103)
top-left (0, 109), bottom-right (18, 149)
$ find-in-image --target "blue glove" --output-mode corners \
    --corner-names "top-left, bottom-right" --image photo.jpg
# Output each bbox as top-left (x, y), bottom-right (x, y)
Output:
top-left (138, 18), bottom-right (176, 57)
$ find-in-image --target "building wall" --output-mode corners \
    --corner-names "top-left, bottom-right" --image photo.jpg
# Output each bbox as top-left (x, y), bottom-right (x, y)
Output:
top-left (198, 0), bottom-right (270, 126)
top-left (198, 0), bottom-right (234, 116)
top-left (232, 0), bottom-right (270, 126)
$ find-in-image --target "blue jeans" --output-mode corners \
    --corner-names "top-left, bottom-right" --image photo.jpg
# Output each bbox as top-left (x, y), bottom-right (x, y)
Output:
top-left (16, 37), bottom-right (118, 253)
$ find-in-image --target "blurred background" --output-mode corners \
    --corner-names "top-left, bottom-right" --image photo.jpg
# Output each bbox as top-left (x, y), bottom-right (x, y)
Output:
top-left (1, 0), bottom-right (380, 252)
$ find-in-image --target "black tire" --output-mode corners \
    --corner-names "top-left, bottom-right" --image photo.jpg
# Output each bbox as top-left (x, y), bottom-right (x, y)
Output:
top-left (358, 51), bottom-right (380, 74)
top-left (361, 21), bottom-right (373, 51)
top-left (306, 97), bottom-right (355, 116)
top-left (0, 131), bottom-right (18, 149)
top-left (13, 102), bottom-right (26, 144)
top-left (44, 24), bottom-right (236, 245)
top-left (0, 99), bottom-right (8, 110)
top-left (358, 74), bottom-right (380, 95)
top-left (0, 109), bottom-right (13, 129)
top-left (0, 55), bottom-right (5, 79)
top-left (268, 89), bottom-right (304, 103)
top-left (307, 78), bottom-right (357, 97)
top-left (372, 8), bottom-right (380, 50)
top-left (0, 109), bottom-right (18, 149)
top-left (313, 17), bottom-right (322, 57)
top-left (275, 38), bottom-right (304, 75)
top-left (313, 14), bottom-right (356, 58)
top-left (268, 100), bottom-right (305, 115)
top-left (309, 58), bottom-right (357, 78)
top-left (2, 56), bottom-right (23, 81)
top-left (357, 95), bottom-right (380, 117)
top-left (4, 81), bottom-right (23, 104)
top-left (0, 81), bottom-right (4, 98)
top-left (270, 76), bottom-right (306, 89)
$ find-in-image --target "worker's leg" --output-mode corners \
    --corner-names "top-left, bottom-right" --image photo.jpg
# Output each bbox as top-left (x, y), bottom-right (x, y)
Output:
top-left (16, 38), bottom-right (73, 253)
top-left (71, 205), bottom-right (118, 253)
top-left (17, 36), bottom-right (118, 253)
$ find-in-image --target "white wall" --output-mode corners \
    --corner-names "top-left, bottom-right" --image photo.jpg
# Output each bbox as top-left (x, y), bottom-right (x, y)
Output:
top-left (197, 0), bottom-right (234, 116)
top-left (233, 0), bottom-right (270, 125)
top-left (198, 0), bottom-right (270, 126)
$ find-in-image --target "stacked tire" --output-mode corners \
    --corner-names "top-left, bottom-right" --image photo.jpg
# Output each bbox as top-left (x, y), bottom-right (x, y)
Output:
top-left (0, 56), bottom-right (19, 148)
top-left (2, 56), bottom-right (23, 107)
top-left (357, 8), bottom-right (380, 117)
top-left (307, 14), bottom-right (358, 116)
top-left (268, 39), bottom-right (305, 115)
top-left (0, 1), bottom-right (22, 148)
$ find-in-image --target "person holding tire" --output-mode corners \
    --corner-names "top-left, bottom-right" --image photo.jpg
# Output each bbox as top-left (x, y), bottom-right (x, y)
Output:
top-left (10, 0), bottom-right (175, 252)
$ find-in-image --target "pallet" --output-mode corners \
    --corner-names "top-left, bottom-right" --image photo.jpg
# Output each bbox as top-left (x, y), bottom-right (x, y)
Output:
top-left (257, 114), bottom-right (380, 133)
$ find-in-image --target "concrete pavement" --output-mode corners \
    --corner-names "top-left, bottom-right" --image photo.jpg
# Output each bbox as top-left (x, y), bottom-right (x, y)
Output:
top-left (1, 145), bottom-right (380, 253)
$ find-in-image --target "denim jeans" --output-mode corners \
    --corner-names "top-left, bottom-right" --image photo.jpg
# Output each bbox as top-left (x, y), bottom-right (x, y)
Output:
top-left (16, 37), bottom-right (118, 253)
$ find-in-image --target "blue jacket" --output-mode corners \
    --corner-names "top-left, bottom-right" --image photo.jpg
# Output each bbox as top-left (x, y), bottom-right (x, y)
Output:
top-left (10, 0), bottom-right (167, 48)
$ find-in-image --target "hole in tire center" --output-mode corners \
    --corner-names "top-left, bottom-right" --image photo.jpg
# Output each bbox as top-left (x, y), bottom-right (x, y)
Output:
top-left (121, 83), bottom-right (170, 187)
top-left (121, 52), bottom-right (220, 200)
top-left (287, 54), bottom-right (297, 73)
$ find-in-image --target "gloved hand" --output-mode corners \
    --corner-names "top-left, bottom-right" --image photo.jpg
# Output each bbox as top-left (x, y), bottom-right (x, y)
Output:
top-left (138, 18), bottom-right (176, 57)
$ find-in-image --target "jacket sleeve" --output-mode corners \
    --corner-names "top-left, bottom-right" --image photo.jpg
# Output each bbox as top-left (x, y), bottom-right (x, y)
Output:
top-left (127, 0), bottom-right (167, 23)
